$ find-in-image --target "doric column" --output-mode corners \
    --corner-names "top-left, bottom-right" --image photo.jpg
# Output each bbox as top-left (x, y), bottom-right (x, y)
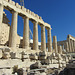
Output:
top-left (9, 11), bottom-right (18, 48)
top-left (73, 40), bottom-right (75, 52)
top-left (67, 35), bottom-right (72, 52)
top-left (65, 42), bottom-right (69, 52)
top-left (58, 46), bottom-right (62, 54)
top-left (53, 36), bottom-right (58, 53)
top-left (71, 40), bottom-right (73, 52)
top-left (47, 28), bottom-right (52, 52)
top-left (23, 16), bottom-right (29, 49)
top-left (33, 21), bottom-right (38, 50)
top-left (0, 4), bottom-right (3, 24)
top-left (74, 41), bottom-right (75, 52)
top-left (41, 25), bottom-right (46, 51)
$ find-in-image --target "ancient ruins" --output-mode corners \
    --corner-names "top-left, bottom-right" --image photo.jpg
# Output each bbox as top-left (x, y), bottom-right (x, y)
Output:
top-left (0, 0), bottom-right (75, 75)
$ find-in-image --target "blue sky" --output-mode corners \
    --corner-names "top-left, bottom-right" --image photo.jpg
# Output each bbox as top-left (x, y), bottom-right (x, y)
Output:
top-left (4, 0), bottom-right (75, 42)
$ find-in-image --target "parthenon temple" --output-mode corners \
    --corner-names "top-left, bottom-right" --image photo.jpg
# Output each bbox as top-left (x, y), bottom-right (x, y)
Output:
top-left (0, 0), bottom-right (75, 75)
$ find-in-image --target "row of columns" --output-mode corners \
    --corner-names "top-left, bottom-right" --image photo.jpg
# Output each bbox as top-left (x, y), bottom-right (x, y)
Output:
top-left (0, 4), bottom-right (52, 52)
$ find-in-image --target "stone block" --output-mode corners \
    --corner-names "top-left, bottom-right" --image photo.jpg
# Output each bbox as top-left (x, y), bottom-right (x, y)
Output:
top-left (2, 52), bottom-right (10, 59)
top-left (8, 0), bottom-right (12, 3)
top-left (38, 56), bottom-right (47, 60)
top-left (11, 1), bottom-right (15, 5)
top-left (10, 52), bottom-right (21, 59)
top-left (39, 51), bottom-right (47, 56)
top-left (4, 0), bottom-right (8, 2)
top-left (41, 72), bottom-right (46, 75)
top-left (23, 54), bottom-right (29, 59)
top-left (30, 61), bottom-right (41, 69)
top-left (35, 14), bottom-right (39, 19)
top-left (49, 64), bottom-right (59, 68)
top-left (29, 10), bottom-right (31, 14)
top-left (15, 3), bottom-right (19, 8)
top-left (24, 8), bottom-right (26, 12)
top-left (29, 54), bottom-right (38, 60)
top-left (31, 12), bottom-right (35, 16)
top-left (21, 6), bottom-right (25, 11)
top-left (0, 69), bottom-right (12, 75)
top-left (18, 5), bottom-right (21, 9)
top-left (3, 47), bottom-right (10, 52)
top-left (26, 9), bottom-right (29, 13)
top-left (52, 59), bottom-right (58, 64)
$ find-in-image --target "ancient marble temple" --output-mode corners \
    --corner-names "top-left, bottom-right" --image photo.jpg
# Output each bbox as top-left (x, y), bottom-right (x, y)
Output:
top-left (0, 0), bottom-right (75, 75)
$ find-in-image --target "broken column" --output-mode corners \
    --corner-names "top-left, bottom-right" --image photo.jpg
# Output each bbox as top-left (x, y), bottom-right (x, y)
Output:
top-left (9, 11), bottom-right (18, 48)
top-left (41, 25), bottom-right (46, 51)
top-left (33, 21), bottom-right (38, 50)
top-left (23, 16), bottom-right (29, 49)
top-left (47, 27), bottom-right (52, 52)
top-left (53, 36), bottom-right (58, 53)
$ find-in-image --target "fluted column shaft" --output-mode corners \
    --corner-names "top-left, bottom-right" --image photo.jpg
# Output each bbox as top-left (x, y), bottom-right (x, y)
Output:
top-left (41, 25), bottom-right (46, 51)
top-left (65, 42), bottom-right (69, 52)
top-left (74, 41), bottom-right (75, 52)
top-left (23, 16), bottom-right (29, 49)
top-left (73, 40), bottom-right (75, 52)
top-left (71, 40), bottom-right (73, 52)
top-left (47, 28), bottom-right (52, 52)
top-left (53, 36), bottom-right (58, 53)
top-left (33, 21), bottom-right (38, 50)
top-left (9, 11), bottom-right (18, 48)
top-left (67, 38), bottom-right (71, 52)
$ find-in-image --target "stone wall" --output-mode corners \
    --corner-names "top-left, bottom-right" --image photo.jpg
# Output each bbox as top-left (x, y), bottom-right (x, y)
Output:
top-left (0, 13), bottom-right (20, 46)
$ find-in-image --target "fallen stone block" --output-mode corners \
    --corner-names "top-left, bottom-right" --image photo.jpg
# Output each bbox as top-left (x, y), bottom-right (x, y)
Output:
top-left (30, 61), bottom-right (41, 69)
top-left (10, 52), bottom-right (21, 59)
top-left (2, 52), bottom-right (10, 59)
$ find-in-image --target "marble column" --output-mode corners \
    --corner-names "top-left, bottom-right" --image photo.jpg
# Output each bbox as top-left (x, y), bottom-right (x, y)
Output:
top-left (9, 11), bottom-right (18, 48)
top-left (71, 40), bottom-right (73, 52)
top-left (33, 21), bottom-right (38, 50)
top-left (65, 42), bottom-right (69, 52)
top-left (74, 41), bottom-right (75, 52)
top-left (73, 40), bottom-right (75, 52)
top-left (47, 28), bottom-right (52, 52)
top-left (0, 4), bottom-right (3, 24)
top-left (58, 46), bottom-right (62, 54)
top-left (41, 25), bottom-right (46, 51)
top-left (53, 36), bottom-right (58, 53)
top-left (23, 16), bottom-right (29, 49)
top-left (67, 36), bottom-right (71, 52)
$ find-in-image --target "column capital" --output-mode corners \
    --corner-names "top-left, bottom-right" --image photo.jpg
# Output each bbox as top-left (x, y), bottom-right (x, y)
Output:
top-left (32, 20), bottom-right (38, 24)
top-left (11, 10), bottom-right (18, 14)
top-left (23, 15), bottom-right (29, 19)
